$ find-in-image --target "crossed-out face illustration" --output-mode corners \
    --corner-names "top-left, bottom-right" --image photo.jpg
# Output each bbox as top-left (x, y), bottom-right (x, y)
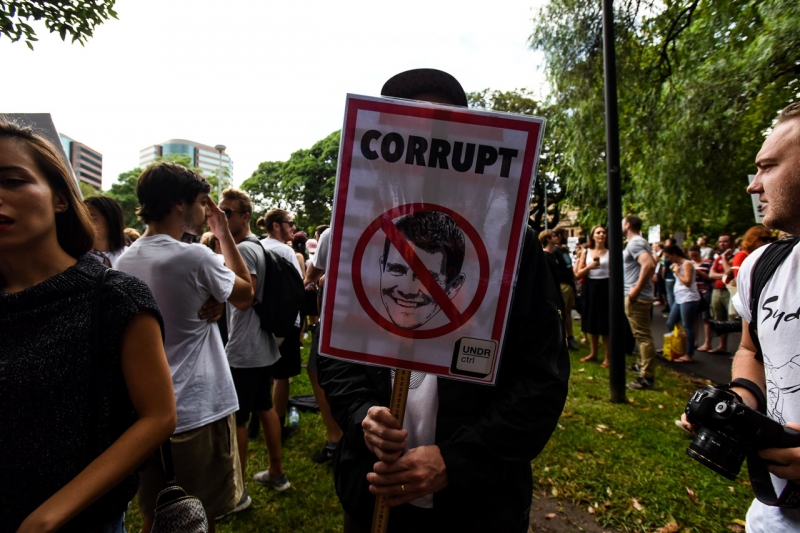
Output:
top-left (379, 211), bottom-right (466, 330)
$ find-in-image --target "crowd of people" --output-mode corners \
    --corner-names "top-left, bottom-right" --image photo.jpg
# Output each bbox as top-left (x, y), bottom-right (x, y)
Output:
top-left (2, 70), bottom-right (798, 532)
top-left (542, 219), bottom-right (785, 385)
top-left (1, 68), bottom-right (571, 533)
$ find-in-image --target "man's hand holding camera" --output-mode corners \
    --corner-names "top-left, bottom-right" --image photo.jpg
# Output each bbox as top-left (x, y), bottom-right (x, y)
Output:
top-left (362, 406), bottom-right (449, 507)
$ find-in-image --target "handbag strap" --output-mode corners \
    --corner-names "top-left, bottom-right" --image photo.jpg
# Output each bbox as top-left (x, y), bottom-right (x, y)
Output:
top-left (160, 440), bottom-right (177, 485)
top-left (90, 268), bottom-right (111, 450)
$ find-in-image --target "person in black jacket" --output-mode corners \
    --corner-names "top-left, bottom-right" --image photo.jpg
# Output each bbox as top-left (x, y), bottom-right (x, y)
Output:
top-left (317, 69), bottom-right (570, 533)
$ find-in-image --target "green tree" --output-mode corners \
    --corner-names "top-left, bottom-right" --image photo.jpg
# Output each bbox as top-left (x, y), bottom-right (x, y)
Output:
top-left (105, 153), bottom-right (206, 232)
top-left (242, 130), bottom-right (340, 235)
top-left (78, 180), bottom-right (99, 199)
top-left (531, 0), bottom-right (800, 235)
top-left (1, 0), bottom-right (118, 49)
top-left (468, 88), bottom-right (566, 231)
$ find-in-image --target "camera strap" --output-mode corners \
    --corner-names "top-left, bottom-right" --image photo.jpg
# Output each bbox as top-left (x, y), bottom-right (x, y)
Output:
top-left (747, 453), bottom-right (800, 508)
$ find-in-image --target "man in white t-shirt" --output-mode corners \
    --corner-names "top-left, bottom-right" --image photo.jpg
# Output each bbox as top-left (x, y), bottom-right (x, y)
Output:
top-left (685, 102), bottom-right (800, 531)
top-left (219, 189), bottom-right (290, 500)
top-left (256, 208), bottom-right (304, 440)
top-left (116, 162), bottom-right (254, 530)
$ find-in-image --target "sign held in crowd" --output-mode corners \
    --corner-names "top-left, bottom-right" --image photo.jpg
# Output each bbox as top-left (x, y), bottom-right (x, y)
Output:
top-left (319, 94), bottom-right (545, 384)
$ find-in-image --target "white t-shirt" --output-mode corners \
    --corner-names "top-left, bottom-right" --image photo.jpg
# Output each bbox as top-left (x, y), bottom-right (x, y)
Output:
top-left (393, 371), bottom-right (438, 509)
top-left (733, 243), bottom-right (800, 531)
top-left (116, 234), bottom-right (239, 433)
top-left (314, 229), bottom-right (331, 272)
top-left (261, 237), bottom-right (303, 328)
top-left (226, 238), bottom-right (280, 368)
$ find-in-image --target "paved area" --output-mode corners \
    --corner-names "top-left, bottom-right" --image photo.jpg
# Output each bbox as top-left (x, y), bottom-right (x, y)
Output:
top-left (649, 302), bottom-right (739, 385)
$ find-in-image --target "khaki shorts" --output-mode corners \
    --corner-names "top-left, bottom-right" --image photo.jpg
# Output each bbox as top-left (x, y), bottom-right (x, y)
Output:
top-left (560, 283), bottom-right (576, 310)
top-left (138, 413), bottom-right (243, 520)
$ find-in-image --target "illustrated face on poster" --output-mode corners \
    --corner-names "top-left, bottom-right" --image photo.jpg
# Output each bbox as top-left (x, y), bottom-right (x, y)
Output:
top-left (319, 95), bottom-right (545, 384)
top-left (379, 211), bottom-right (466, 330)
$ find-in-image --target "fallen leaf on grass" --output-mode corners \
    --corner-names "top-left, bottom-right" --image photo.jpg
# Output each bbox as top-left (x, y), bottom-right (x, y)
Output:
top-left (729, 486), bottom-right (735, 492)
top-left (545, 513), bottom-right (557, 519)
top-left (588, 506), bottom-right (595, 514)
top-left (588, 376), bottom-right (594, 380)
top-left (632, 498), bottom-right (644, 511)
top-left (629, 397), bottom-right (636, 403)
top-left (558, 424), bottom-right (565, 430)
top-left (577, 454), bottom-right (584, 461)
top-left (654, 517), bottom-right (679, 533)
top-left (643, 407), bottom-right (652, 411)
top-left (552, 488), bottom-right (559, 497)
top-left (732, 519), bottom-right (746, 526)
top-left (544, 466), bottom-right (550, 472)
top-left (579, 368), bottom-right (585, 372)
top-left (686, 486), bottom-right (696, 502)
top-left (597, 460), bottom-right (606, 464)
top-left (607, 487), bottom-right (613, 496)
top-left (727, 526), bottom-right (744, 532)
top-left (658, 404), bottom-right (664, 409)
top-left (596, 424), bottom-right (607, 433)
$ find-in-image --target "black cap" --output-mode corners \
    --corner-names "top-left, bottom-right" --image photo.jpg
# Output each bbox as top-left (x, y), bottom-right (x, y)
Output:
top-left (381, 69), bottom-right (468, 108)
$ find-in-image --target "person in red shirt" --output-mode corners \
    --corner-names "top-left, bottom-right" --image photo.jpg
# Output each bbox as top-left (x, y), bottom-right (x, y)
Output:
top-left (708, 234), bottom-right (734, 353)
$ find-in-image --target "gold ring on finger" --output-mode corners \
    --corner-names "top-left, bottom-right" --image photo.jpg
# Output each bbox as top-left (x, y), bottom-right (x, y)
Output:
top-left (401, 484), bottom-right (405, 493)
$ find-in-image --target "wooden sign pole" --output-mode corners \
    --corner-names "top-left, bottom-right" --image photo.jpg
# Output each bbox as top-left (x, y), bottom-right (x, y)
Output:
top-left (371, 368), bottom-right (412, 533)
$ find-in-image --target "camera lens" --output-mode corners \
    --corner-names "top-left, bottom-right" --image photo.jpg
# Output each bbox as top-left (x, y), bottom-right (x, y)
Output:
top-left (686, 428), bottom-right (748, 481)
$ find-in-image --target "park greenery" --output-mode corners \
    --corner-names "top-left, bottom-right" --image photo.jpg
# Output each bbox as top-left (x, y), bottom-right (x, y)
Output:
top-left (529, 0), bottom-right (800, 236)
top-left (241, 131), bottom-right (340, 236)
top-left (0, 0), bottom-right (117, 49)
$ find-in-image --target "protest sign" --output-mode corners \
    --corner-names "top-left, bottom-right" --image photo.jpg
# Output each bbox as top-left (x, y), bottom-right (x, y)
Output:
top-left (319, 95), bottom-right (545, 384)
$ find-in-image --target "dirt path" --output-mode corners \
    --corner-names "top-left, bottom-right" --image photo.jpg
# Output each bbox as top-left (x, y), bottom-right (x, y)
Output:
top-left (529, 494), bottom-right (619, 533)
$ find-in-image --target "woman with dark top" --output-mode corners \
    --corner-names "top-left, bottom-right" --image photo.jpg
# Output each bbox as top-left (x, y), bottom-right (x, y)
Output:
top-left (85, 196), bottom-right (128, 268)
top-left (688, 245), bottom-right (714, 351)
top-left (574, 226), bottom-right (610, 367)
top-left (0, 121), bottom-right (176, 533)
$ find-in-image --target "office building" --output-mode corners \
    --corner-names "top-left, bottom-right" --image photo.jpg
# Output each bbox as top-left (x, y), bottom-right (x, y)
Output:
top-left (139, 139), bottom-right (233, 186)
top-left (59, 134), bottom-right (103, 190)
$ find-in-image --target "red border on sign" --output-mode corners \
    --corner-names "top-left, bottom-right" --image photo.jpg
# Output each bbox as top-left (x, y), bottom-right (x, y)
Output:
top-left (352, 203), bottom-right (490, 339)
top-left (321, 96), bottom-right (542, 375)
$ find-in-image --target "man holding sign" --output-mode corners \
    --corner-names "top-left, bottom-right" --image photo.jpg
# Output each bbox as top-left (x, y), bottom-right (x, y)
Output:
top-left (317, 69), bottom-right (570, 532)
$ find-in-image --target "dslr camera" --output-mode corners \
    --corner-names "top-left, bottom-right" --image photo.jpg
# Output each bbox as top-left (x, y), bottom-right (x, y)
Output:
top-left (684, 385), bottom-right (800, 480)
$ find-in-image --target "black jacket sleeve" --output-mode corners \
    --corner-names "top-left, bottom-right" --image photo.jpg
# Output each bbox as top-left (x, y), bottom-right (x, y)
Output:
top-left (437, 226), bottom-right (571, 489)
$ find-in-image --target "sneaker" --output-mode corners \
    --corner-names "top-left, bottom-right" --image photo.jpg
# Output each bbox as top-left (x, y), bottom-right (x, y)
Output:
top-left (311, 441), bottom-right (338, 464)
top-left (254, 470), bottom-right (291, 491)
top-left (626, 377), bottom-right (654, 390)
top-left (567, 337), bottom-right (580, 351)
top-left (215, 485), bottom-right (252, 520)
top-left (626, 363), bottom-right (640, 373)
top-left (282, 424), bottom-right (300, 442)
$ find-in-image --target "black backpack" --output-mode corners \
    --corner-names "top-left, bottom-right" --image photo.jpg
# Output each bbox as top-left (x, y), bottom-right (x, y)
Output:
top-left (243, 236), bottom-right (306, 338)
top-left (748, 236), bottom-right (800, 362)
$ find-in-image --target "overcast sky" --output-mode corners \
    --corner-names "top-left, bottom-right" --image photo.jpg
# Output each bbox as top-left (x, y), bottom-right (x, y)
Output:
top-left (4, 0), bottom-right (548, 189)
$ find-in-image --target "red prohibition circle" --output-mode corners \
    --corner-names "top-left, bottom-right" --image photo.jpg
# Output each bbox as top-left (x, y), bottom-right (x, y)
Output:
top-left (351, 203), bottom-right (490, 339)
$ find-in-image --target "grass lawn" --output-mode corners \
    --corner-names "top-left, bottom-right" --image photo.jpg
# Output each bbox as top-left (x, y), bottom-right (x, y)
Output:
top-left (533, 324), bottom-right (753, 532)
top-left (125, 322), bottom-right (754, 532)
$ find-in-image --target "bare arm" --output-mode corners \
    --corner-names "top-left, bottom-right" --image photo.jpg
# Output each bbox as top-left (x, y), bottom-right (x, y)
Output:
top-left (674, 261), bottom-right (694, 287)
top-left (206, 197), bottom-right (253, 310)
top-left (730, 320), bottom-right (766, 408)
top-left (304, 262), bottom-right (324, 286)
top-left (629, 250), bottom-right (655, 300)
top-left (574, 249), bottom-right (598, 279)
top-left (17, 313), bottom-right (176, 532)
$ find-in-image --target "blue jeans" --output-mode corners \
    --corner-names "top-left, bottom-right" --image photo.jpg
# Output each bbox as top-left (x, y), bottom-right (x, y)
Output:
top-left (667, 300), bottom-right (699, 356)
top-left (100, 512), bottom-right (126, 533)
top-left (665, 279), bottom-right (676, 309)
